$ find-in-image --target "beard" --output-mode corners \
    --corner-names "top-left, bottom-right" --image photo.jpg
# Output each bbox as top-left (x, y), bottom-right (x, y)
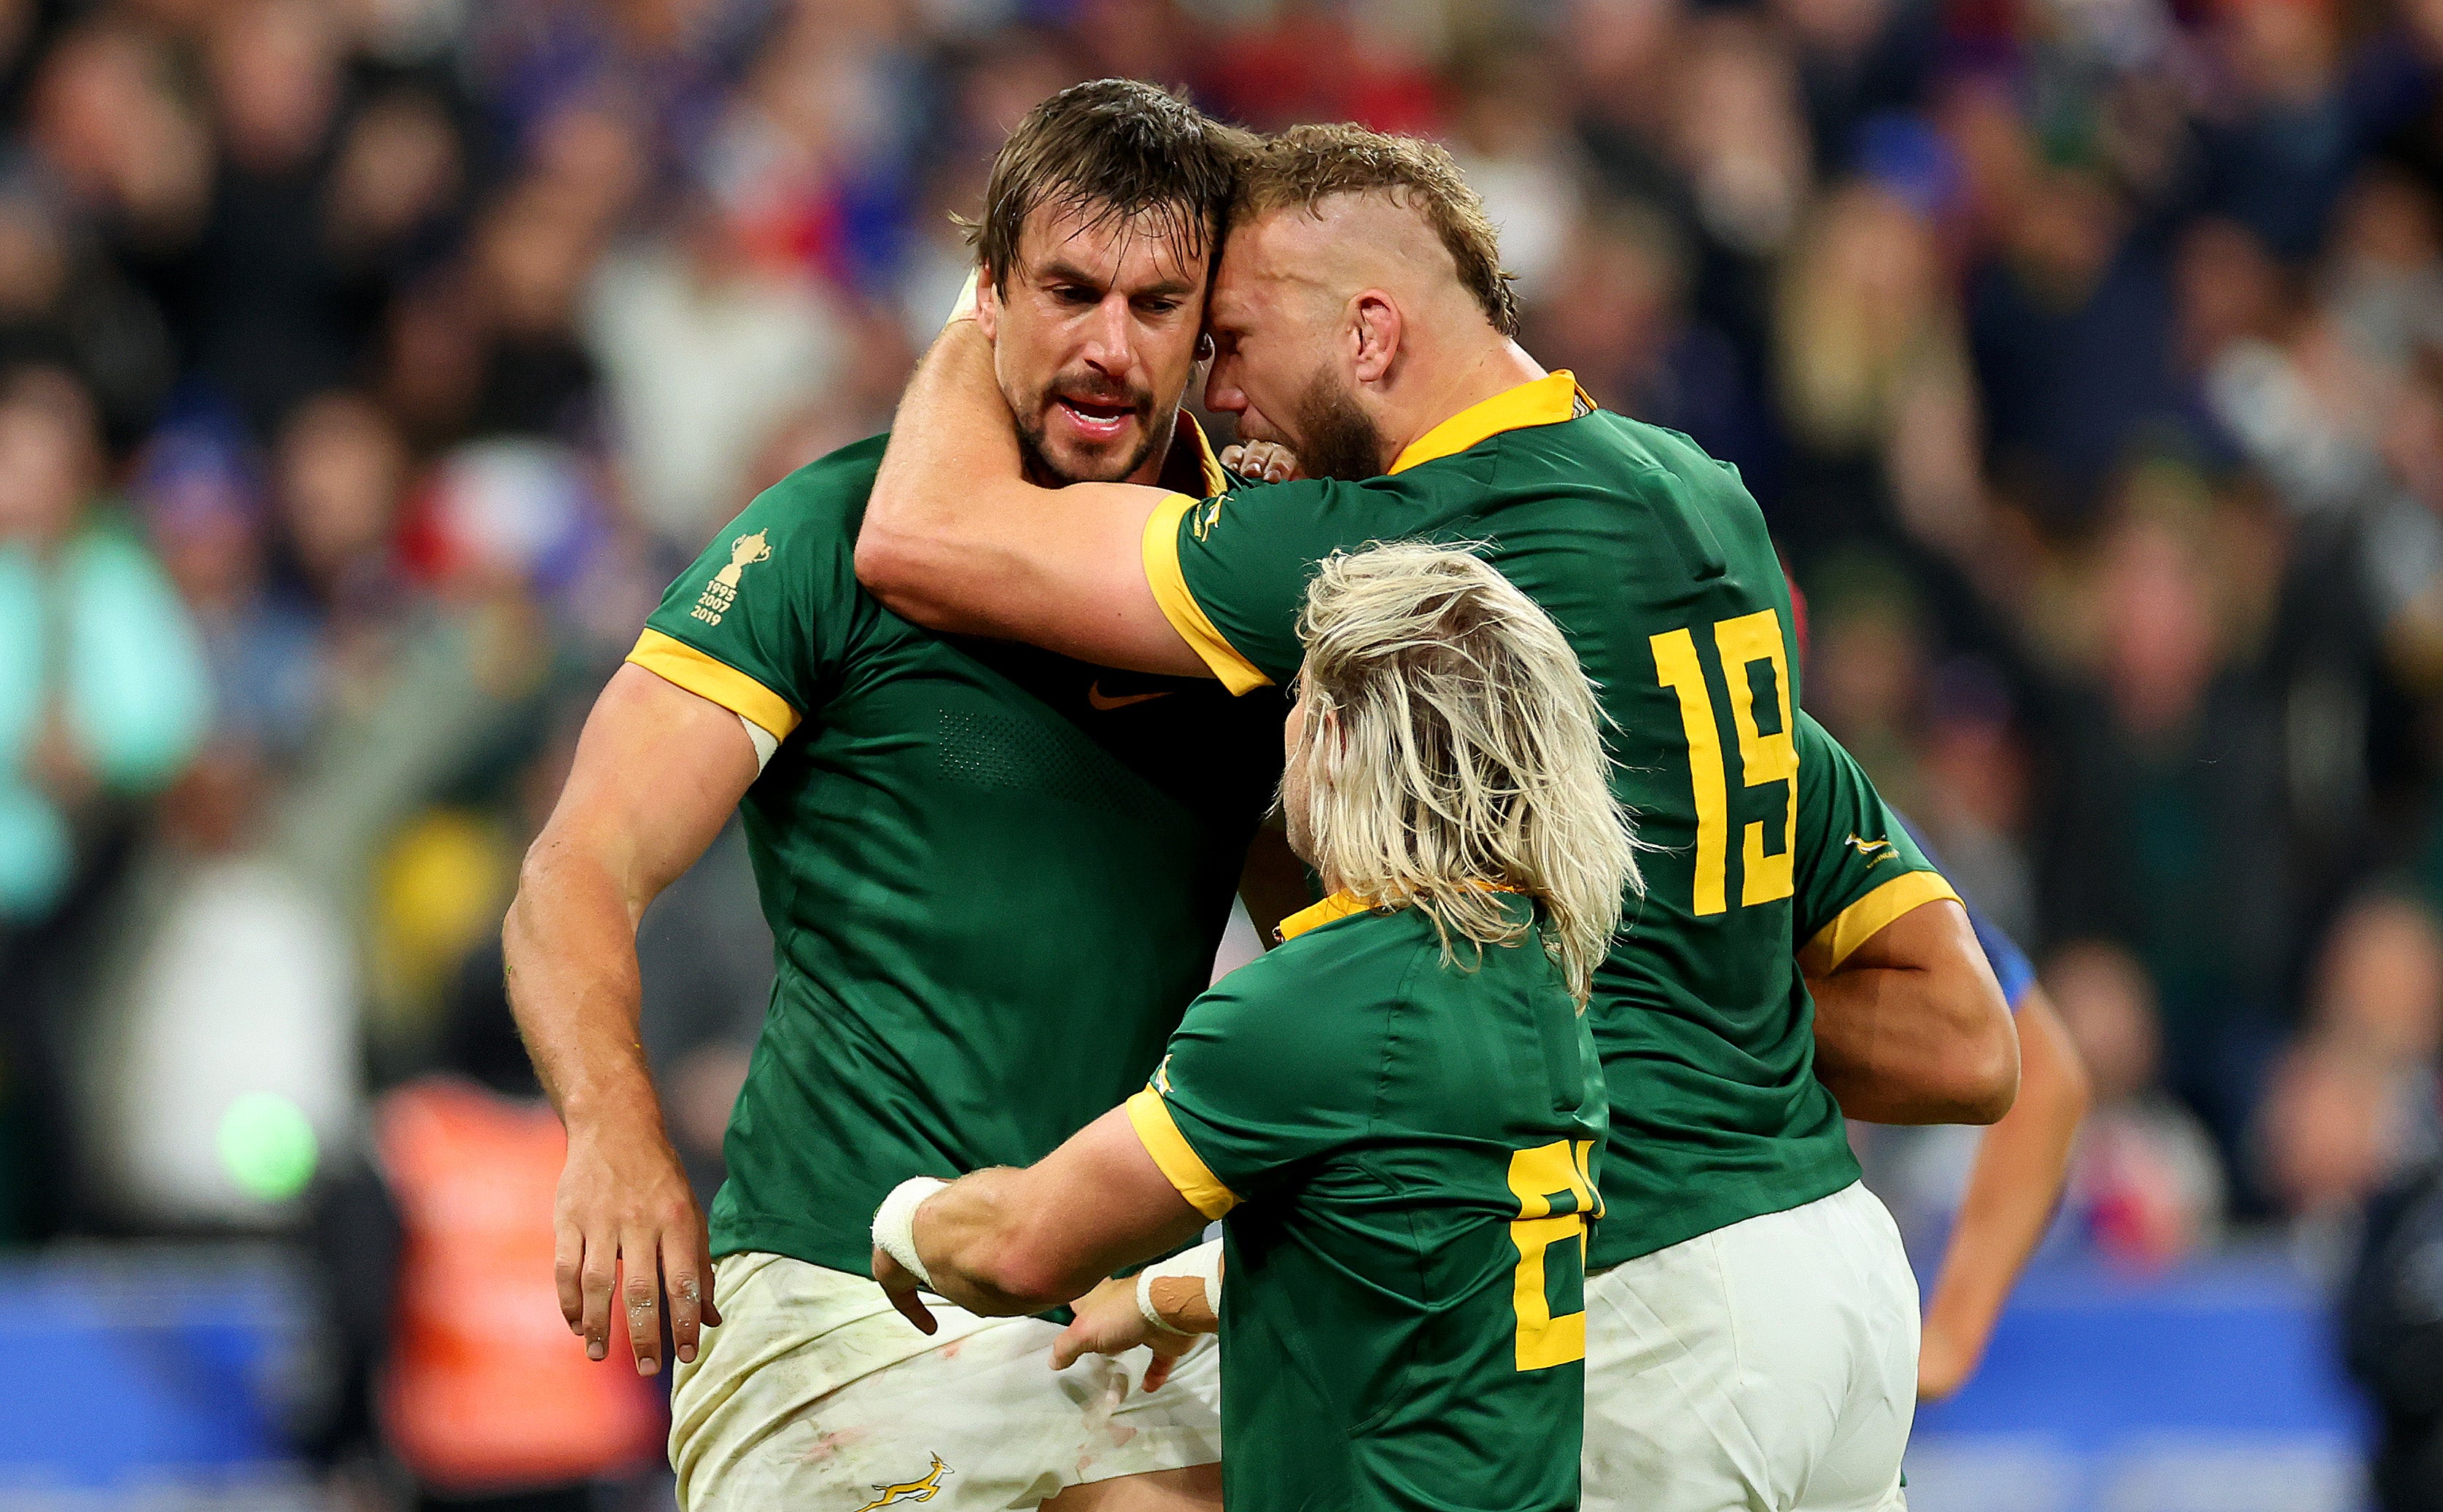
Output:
top-left (1011, 371), bottom-right (1163, 486)
top-left (1289, 369), bottom-right (1388, 482)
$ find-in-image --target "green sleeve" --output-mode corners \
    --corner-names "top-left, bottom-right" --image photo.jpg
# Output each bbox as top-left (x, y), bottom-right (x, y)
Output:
top-left (627, 440), bottom-right (884, 740)
top-left (1142, 476), bottom-right (1391, 693)
top-left (1122, 953), bottom-right (1374, 1217)
top-left (1791, 712), bottom-right (1959, 965)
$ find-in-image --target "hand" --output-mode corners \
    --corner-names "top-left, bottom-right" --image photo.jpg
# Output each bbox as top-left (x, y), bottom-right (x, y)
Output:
top-left (1219, 440), bottom-right (1302, 483)
top-left (553, 1118), bottom-right (721, 1376)
top-left (1916, 1316), bottom-right (1978, 1401)
top-left (872, 1244), bottom-right (939, 1334)
top-left (1051, 1275), bottom-right (1195, 1392)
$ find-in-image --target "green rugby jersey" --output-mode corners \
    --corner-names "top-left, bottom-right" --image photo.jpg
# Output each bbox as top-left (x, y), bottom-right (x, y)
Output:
top-left (1128, 891), bottom-right (1606, 1512)
top-left (1141, 372), bottom-right (1957, 1268)
top-left (629, 424), bottom-right (1283, 1274)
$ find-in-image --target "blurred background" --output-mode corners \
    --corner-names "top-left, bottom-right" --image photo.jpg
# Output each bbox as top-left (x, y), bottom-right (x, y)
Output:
top-left (0, 0), bottom-right (2437, 1505)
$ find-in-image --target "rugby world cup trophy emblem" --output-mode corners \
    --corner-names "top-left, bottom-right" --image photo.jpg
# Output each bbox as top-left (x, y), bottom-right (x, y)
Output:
top-left (717, 529), bottom-right (772, 588)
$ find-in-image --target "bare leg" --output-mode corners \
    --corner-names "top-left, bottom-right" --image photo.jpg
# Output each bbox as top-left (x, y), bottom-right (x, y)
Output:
top-left (1041, 1464), bottom-right (1222, 1512)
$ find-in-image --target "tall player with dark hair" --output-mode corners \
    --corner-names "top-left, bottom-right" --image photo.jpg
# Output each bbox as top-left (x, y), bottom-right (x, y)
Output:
top-left (504, 82), bottom-right (1292, 1511)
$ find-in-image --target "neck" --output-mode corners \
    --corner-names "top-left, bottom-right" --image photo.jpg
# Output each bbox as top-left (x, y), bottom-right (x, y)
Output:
top-left (1131, 409), bottom-right (1186, 489)
top-left (1379, 338), bottom-right (1546, 470)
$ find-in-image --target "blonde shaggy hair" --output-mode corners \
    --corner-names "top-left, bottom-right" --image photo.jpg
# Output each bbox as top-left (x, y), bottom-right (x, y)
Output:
top-left (1288, 542), bottom-right (1640, 1004)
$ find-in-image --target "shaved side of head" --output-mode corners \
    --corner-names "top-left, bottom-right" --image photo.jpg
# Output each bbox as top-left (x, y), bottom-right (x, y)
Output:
top-left (1238, 192), bottom-right (1497, 339)
top-left (1232, 124), bottom-right (1520, 337)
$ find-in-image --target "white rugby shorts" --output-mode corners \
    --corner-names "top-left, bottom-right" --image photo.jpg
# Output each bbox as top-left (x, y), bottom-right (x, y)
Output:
top-left (669, 1251), bottom-right (1222, 1511)
top-left (1582, 1180), bottom-right (1919, 1512)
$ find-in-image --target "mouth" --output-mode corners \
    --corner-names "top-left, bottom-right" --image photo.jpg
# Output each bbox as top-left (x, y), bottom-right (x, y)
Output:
top-left (1051, 392), bottom-right (1142, 445)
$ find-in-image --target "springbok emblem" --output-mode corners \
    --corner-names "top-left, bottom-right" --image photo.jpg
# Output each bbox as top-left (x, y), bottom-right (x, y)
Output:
top-left (852, 1454), bottom-right (952, 1511)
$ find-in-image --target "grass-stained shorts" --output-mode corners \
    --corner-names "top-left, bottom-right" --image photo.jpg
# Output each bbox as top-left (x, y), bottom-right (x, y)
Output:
top-left (670, 1251), bottom-right (1222, 1511)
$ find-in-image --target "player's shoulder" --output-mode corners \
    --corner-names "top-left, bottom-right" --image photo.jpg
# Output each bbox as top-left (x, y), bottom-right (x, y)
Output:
top-left (1197, 905), bottom-right (1439, 1023)
top-left (744, 433), bottom-right (888, 537)
top-left (685, 434), bottom-right (888, 602)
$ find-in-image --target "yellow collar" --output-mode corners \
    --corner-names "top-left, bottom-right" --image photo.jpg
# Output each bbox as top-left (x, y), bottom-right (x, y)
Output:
top-left (1275, 890), bottom-right (1374, 942)
top-left (1388, 370), bottom-right (1595, 475)
top-left (1165, 412), bottom-right (1229, 498)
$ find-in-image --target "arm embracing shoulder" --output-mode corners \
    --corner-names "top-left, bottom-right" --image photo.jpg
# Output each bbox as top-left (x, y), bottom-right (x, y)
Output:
top-left (856, 319), bottom-right (1206, 676)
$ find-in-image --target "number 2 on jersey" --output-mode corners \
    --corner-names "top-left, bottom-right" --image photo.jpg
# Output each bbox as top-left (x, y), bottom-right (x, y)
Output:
top-left (1650, 609), bottom-right (1797, 915)
top-left (1507, 1139), bottom-right (1601, 1370)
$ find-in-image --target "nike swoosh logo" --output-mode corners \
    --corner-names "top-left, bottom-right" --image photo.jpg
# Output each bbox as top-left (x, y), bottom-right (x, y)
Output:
top-left (1088, 683), bottom-right (1174, 711)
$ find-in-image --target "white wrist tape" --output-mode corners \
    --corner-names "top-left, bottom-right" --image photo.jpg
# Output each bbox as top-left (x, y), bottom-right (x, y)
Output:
top-left (872, 1177), bottom-right (947, 1291)
top-left (1137, 1238), bottom-right (1224, 1332)
top-left (1136, 1266), bottom-right (1192, 1335)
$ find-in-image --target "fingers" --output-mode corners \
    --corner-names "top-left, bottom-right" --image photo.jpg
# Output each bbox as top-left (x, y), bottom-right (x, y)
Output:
top-left (555, 1221), bottom-right (585, 1333)
top-left (664, 1230), bottom-right (704, 1367)
top-left (886, 1283), bottom-right (939, 1335)
top-left (621, 1231), bottom-right (664, 1375)
top-left (580, 1234), bottom-right (617, 1362)
top-left (1222, 441), bottom-right (1299, 483)
top-left (698, 1231), bottom-right (723, 1330)
top-left (1141, 1353), bottom-right (1174, 1393)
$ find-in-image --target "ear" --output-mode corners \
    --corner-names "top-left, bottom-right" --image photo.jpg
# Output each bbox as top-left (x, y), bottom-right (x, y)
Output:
top-left (975, 270), bottom-right (1001, 342)
top-left (1350, 292), bottom-right (1402, 386)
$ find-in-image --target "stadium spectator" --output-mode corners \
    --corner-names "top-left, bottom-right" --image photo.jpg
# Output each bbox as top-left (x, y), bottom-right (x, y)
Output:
top-left (2049, 938), bottom-right (2226, 1270)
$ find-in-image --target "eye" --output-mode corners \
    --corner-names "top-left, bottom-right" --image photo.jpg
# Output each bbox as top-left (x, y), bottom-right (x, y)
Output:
top-left (1135, 296), bottom-right (1182, 316)
top-left (1052, 284), bottom-right (1097, 306)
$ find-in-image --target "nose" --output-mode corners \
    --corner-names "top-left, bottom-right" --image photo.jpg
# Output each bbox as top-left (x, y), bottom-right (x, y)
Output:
top-left (1205, 353), bottom-right (1246, 417)
top-left (1081, 293), bottom-right (1135, 377)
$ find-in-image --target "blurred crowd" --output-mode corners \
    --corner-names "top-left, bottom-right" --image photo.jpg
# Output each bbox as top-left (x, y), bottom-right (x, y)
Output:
top-left (5, 0), bottom-right (2443, 1495)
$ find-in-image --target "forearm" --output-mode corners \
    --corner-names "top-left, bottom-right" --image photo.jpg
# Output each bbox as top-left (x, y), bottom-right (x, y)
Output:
top-left (861, 320), bottom-right (1036, 631)
top-left (1922, 997), bottom-right (2088, 1372)
top-left (910, 1167), bottom-right (1108, 1317)
top-left (502, 843), bottom-right (664, 1139)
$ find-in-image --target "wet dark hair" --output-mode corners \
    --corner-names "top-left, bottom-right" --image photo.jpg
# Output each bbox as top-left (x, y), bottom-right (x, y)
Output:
top-left (966, 79), bottom-right (1254, 291)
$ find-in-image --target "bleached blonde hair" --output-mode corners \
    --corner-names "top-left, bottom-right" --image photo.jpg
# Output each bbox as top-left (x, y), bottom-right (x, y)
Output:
top-left (1289, 542), bottom-right (1641, 1004)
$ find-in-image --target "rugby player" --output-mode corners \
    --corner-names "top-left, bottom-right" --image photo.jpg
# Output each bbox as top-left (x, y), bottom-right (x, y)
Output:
top-left (1898, 839), bottom-right (2089, 1400)
top-left (502, 82), bottom-right (1296, 1511)
top-left (856, 123), bottom-right (2018, 1511)
top-left (869, 542), bottom-right (1636, 1512)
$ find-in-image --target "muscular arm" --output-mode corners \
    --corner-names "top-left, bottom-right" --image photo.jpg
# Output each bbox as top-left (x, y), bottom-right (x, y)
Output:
top-left (1804, 898), bottom-right (2019, 1125)
top-left (855, 319), bottom-right (1208, 676)
top-left (503, 663), bottom-right (758, 1372)
top-left (1917, 990), bottom-right (2088, 1399)
top-left (875, 1106), bottom-right (1208, 1321)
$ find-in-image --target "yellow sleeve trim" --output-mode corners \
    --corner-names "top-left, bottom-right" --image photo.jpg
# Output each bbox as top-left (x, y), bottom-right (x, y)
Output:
top-left (1140, 493), bottom-right (1273, 696)
top-left (1803, 869), bottom-right (1963, 971)
top-left (626, 628), bottom-right (801, 740)
top-left (1126, 1087), bottom-right (1238, 1220)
